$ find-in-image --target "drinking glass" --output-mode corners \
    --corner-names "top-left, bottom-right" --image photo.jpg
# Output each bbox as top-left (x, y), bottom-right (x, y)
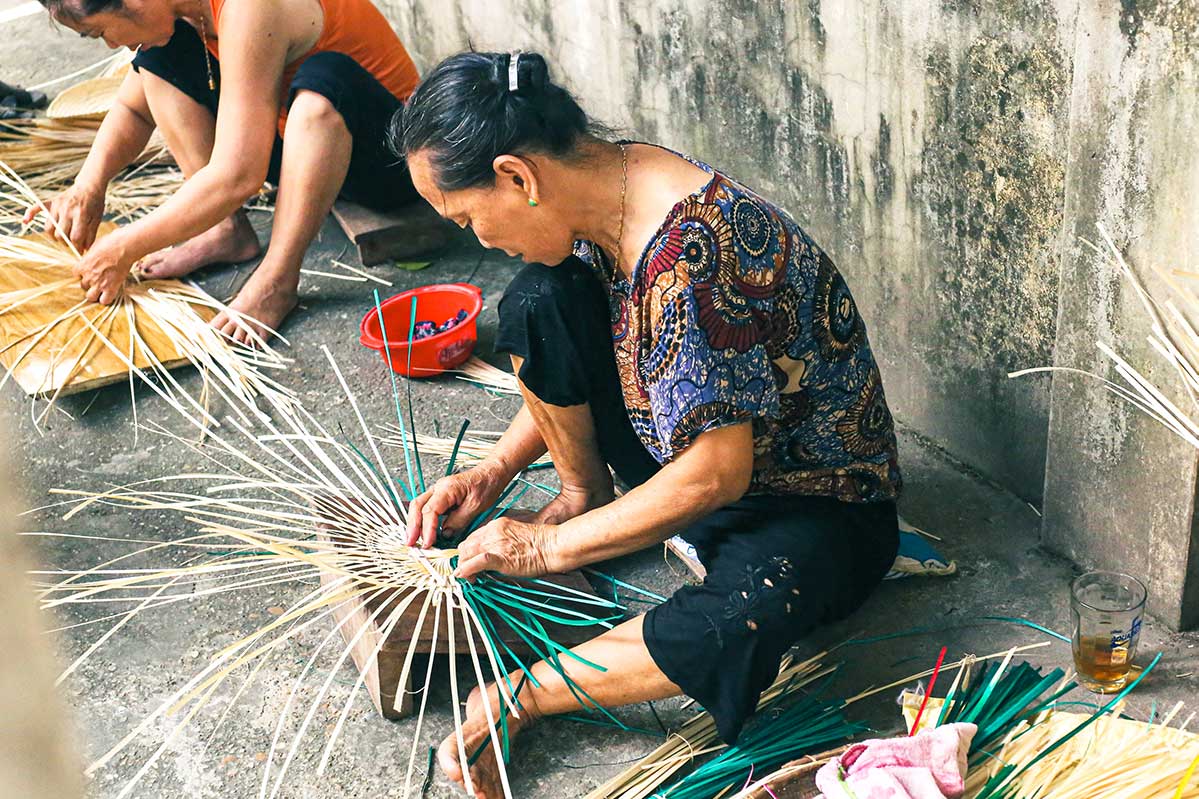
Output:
top-left (1070, 571), bottom-right (1147, 693)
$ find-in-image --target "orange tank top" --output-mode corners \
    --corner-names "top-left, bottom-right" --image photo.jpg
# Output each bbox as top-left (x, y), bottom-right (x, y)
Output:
top-left (206, 0), bottom-right (419, 137)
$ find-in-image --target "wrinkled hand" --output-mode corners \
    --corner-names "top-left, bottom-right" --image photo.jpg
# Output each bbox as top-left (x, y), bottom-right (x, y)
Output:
top-left (405, 461), bottom-right (509, 549)
top-left (25, 181), bottom-right (105, 253)
top-left (73, 231), bottom-right (133, 305)
top-left (454, 516), bottom-right (557, 581)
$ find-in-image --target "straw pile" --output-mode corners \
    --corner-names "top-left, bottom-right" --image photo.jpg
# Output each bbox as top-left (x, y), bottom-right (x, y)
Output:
top-left (0, 117), bottom-right (177, 222)
top-left (0, 161), bottom-right (290, 425)
top-left (1012, 225), bottom-right (1199, 449)
top-left (31, 342), bottom-right (636, 799)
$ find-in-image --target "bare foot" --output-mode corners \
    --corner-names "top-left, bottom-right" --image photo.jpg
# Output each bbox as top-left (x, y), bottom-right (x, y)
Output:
top-left (210, 269), bottom-right (298, 347)
top-left (136, 210), bottom-right (261, 280)
top-left (438, 682), bottom-right (540, 799)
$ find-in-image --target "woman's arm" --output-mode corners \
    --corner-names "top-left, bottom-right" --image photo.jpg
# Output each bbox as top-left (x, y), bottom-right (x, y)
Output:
top-left (405, 402), bottom-right (549, 547)
top-left (27, 71), bottom-right (155, 252)
top-left (454, 423), bottom-right (754, 579)
top-left (75, 71), bottom-right (157, 197)
top-left (75, 0), bottom-right (301, 302)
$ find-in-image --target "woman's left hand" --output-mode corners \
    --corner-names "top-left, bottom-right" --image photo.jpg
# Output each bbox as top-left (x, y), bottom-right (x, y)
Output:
top-left (74, 232), bottom-right (134, 305)
top-left (454, 517), bottom-right (558, 581)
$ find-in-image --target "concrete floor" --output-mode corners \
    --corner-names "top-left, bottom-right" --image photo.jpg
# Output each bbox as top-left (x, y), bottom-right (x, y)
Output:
top-left (4, 16), bottom-right (1199, 799)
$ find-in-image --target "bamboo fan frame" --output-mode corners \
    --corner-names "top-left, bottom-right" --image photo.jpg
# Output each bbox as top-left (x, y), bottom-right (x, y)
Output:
top-left (0, 161), bottom-right (291, 427)
top-left (32, 344), bottom-right (643, 799)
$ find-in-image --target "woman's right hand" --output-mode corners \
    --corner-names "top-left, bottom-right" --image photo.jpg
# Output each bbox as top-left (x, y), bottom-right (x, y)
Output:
top-left (25, 180), bottom-right (106, 253)
top-left (405, 460), bottom-right (511, 549)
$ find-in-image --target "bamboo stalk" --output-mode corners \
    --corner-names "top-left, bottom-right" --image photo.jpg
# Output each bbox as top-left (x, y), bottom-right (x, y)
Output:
top-left (1010, 224), bottom-right (1198, 449)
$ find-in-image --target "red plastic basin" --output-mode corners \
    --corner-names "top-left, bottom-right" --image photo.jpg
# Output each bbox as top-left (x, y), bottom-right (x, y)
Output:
top-left (359, 283), bottom-right (483, 378)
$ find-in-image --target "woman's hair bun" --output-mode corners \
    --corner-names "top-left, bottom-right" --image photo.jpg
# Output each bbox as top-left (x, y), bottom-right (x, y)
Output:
top-left (516, 52), bottom-right (549, 94)
top-left (486, 52), bottom-right (550, 95)
top-left (393, 50), bottom-right (601, 191)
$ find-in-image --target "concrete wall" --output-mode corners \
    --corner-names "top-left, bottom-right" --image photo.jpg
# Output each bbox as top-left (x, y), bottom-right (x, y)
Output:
top-left (1042, 3), bottom-right (1199, 630)
top-left (380, 0), bottom-right (1199, 627)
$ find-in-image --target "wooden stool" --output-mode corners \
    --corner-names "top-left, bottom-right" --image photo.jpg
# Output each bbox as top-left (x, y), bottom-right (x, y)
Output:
top-left (320, 565), bottom-right (606, 719)
top-left (311, 493), bottom-right (605, 720)
top-left (331, 199), bottom-right (455, 266)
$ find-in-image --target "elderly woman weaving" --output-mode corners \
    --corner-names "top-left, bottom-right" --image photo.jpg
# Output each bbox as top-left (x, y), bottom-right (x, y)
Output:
top-left (399, 52), bottom-right (903, 798)
top-left (30, 0), bottom-right (420, 344)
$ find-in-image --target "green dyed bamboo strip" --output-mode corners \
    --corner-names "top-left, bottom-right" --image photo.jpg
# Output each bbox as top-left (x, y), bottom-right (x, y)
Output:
top-left (446, 419), bottom-right (470, 477)
top-left (372, 289), bottom-right (416, 499)
top-left (403, 297), bottom-right (426, 494)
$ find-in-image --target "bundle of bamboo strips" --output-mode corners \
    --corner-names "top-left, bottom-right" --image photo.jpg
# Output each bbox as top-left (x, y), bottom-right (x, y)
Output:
top-left (593, 644), bottom-right (1055, 799)
top-left (583, 653), bottom-right (835, 799)
top-left (382, 426), bottom-right (552, 468)
top-left (965, 704), bottom-right (1199, 798)
top-left (888, 647), bottom-right (1199, 799)
top-left (1012, 224), bottom-right (1199, 449)
top-left (456, 356), bottom-right (520, 395)
top-left (0, 161), bottom-right (291, 425)
top-left (900, 690), bottom-right (1199, 798)
top-left (32, 344), bottom-right (633, 799)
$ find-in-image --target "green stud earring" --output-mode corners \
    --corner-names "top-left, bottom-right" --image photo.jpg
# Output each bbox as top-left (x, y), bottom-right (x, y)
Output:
top-left (528, 198), bottom-right (538, 207)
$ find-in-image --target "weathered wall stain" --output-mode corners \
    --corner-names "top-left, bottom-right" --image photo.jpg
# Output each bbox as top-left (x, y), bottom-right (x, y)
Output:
top-left (918, 36), bottom-right (1067, 369)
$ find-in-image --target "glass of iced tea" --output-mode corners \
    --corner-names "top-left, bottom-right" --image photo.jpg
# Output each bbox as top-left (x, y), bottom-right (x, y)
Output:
top-left (1070, 571), bottom-right (1147, 693)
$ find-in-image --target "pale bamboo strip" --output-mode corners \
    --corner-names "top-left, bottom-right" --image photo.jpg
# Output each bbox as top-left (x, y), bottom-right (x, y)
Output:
top-left (1011, 224), bottom-right (1198, 450)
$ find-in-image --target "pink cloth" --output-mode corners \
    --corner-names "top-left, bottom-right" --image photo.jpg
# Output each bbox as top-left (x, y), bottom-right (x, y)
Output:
top-left (815, 723), bottom-right (976, 799)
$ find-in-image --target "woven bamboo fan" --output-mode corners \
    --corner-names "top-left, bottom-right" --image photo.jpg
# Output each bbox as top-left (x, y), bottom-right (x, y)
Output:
top-left (46, 71), bottom-right (129, 121)
top-left (0, 161), bottom-right (291, 426)
top-left (0, 228), bottom-right (212, 397)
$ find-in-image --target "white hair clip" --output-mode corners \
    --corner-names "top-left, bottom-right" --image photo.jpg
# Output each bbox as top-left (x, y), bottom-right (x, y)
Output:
top-left (508, 52), bottom-right (521, 92)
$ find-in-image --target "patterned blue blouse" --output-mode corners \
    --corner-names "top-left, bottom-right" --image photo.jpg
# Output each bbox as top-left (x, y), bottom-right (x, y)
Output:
top-left (575, 149), bottom-right (902, 503)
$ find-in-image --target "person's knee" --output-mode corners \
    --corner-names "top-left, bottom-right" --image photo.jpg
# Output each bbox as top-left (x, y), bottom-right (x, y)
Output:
top-left (288, 89), bottom-right (348, 134)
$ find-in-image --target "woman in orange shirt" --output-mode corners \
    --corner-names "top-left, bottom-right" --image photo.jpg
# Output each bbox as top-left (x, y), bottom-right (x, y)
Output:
top-left (32, 0), bottom-right (420, 344)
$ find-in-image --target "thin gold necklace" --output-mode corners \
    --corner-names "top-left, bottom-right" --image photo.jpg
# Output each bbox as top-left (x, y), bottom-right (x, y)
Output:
top-left (613, 143), bottom-right (628, 273)
top-left (196, 15), bottom-right (215, 91)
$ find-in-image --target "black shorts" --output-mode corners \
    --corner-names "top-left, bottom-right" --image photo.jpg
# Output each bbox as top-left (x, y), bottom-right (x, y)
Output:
top-left (495, 257), bottom-right (900, 743)
top-left (131, 20), bottom-right (417, 211)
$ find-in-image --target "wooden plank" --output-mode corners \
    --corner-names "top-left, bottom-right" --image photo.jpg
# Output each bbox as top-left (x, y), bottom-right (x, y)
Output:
top-left (331, 199), bottom-right (454, 266)
top-left (0, 231), bottom-right (216, 398)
